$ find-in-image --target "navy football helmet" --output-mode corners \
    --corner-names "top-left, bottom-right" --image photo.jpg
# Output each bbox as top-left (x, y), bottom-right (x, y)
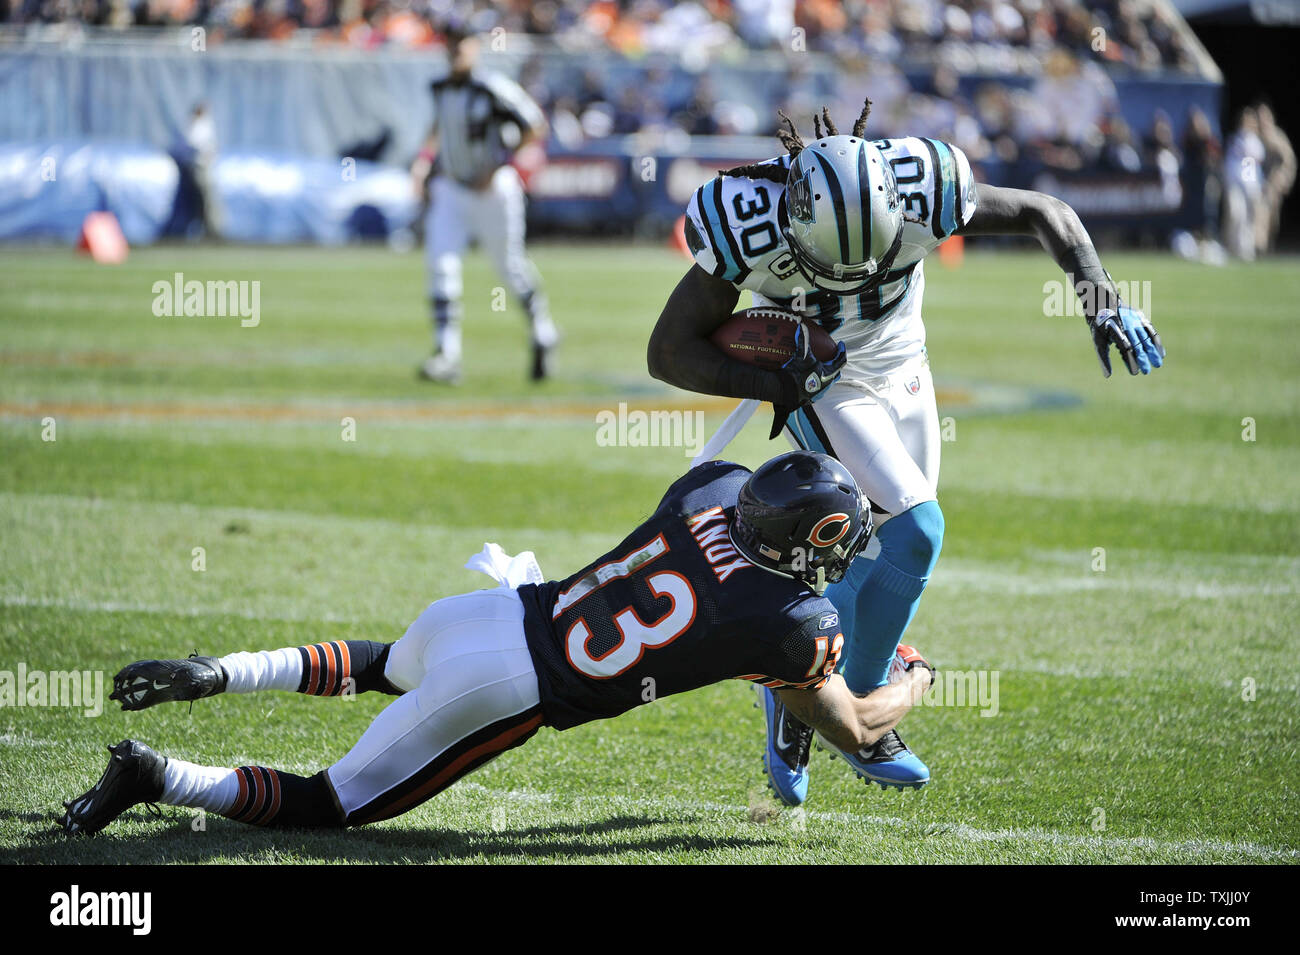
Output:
top-left (730, 451), bottom-right (872, 593)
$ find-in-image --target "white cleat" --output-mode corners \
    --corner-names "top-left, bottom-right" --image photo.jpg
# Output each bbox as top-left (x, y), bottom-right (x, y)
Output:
top-left (418, 352), bottom-right (462, 385)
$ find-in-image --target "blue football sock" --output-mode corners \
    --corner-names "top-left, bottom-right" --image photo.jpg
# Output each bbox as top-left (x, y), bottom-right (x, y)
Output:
top-left (837, 501), bottom-right (944, 694)
top-left (826, 553), bottom-right (873, 674)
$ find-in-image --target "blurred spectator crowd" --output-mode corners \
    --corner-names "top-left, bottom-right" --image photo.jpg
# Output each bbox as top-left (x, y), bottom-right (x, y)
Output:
top-left (3, 0), bottom-right (1205, 76)
top-left (11, 0), bottom-right (1285, 255)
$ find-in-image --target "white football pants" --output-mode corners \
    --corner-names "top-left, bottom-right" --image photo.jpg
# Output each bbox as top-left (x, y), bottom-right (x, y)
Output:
top-left (325, 588), bottom-right (542, 826)
top-left (425, 167), bottom-right (543, 303)
top-left (787, 352), bottom-right (941, 523)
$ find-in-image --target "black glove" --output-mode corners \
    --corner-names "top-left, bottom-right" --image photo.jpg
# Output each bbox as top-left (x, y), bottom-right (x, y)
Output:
top-left (769, 324), bottom-right (847, 439)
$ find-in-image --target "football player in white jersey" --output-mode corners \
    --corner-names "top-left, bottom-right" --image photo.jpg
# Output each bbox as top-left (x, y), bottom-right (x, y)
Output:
top-left (410, 24), bottom-right (559, 383)
top-left (648, 101), bottom-right (1164, 805)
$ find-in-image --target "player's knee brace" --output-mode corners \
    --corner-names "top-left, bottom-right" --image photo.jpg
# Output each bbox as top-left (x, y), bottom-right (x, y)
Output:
top-left (876, 500), bottom-right (944, 580)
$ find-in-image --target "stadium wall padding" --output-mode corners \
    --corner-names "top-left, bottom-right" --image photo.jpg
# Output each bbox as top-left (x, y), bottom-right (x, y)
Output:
top-left (0, 142), bottom-right (417, 244)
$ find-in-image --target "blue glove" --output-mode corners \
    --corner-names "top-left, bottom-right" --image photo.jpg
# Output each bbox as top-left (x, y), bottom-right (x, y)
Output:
top-left (769, 324), bottom-right (846, 438)
top-left (1090, 304), bottom-right (1165, 377)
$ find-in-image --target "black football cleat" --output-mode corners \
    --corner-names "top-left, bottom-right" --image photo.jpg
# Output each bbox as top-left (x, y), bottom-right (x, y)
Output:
top-left (60, 740), bottom-right (166, 836)
top-left (110, 655), bottom-right (226, 711)
top-left (531, 340), bottom-right (554, 382)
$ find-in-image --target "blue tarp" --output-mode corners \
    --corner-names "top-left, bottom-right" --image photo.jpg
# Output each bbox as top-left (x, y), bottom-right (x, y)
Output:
top-left (0, 142), bottom-right (417, 244)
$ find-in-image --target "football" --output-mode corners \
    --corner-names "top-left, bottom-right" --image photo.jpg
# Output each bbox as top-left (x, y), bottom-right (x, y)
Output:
top-left (708, 306), bottom-right (838, 369)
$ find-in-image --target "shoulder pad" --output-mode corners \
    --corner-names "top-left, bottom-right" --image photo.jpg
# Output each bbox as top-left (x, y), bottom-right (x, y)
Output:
top-left (685, 172), bottom-right (786, 284)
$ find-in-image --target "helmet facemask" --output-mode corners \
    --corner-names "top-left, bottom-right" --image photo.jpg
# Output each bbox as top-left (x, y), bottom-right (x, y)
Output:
top-left (785, 222), bottom-right (904, 297)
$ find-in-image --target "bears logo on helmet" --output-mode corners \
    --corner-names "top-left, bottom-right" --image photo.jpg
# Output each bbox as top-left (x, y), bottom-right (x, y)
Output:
top-left (730, 451), bottom-right (873, 594)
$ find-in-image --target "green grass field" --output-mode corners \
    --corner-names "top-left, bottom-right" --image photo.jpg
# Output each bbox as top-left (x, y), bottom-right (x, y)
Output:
top-left (1, 242), bottom-right (1297, 864)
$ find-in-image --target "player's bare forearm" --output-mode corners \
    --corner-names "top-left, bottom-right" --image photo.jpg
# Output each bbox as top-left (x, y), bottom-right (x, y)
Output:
top-left (778, 670), bottom-right (929, 753)
top-left (409, 130), bottom-right (438, 193)
top-left (958, 183), bottom-right (1165, 376)
top-left (648, 266), bottom-right (790, 403)
top-left (959, 184), bottom-right (1118, 316)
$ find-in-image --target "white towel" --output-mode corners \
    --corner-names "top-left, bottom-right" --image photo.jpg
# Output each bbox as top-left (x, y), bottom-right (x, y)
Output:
top-left (464, 542), bottom-right (545, 589)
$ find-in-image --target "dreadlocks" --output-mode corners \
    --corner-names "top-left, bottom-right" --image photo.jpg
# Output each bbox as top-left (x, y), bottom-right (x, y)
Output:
top-left (716, 109), bottom-right (804, 184)
top-left (717, 97), bottom-right (874, 184)
top-left (775, 109), bottom-right (806, 157)
top-left (813, 105), bottom-right (837, 138)
top-left (852, 97), bottom-right (873, 137)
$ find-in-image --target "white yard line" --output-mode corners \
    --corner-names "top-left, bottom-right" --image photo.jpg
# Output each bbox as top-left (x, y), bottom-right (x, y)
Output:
top-left (932, 565), bottom-right (1297, 599)
top-left (0, 592), bottom-right (375, 626)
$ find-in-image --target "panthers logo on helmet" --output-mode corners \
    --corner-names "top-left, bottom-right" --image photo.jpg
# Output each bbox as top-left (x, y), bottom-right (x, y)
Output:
top-left (787, 170), bottom-right (814, 222)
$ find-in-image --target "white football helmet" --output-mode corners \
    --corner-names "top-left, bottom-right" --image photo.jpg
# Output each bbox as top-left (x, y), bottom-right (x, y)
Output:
top-left (784, 135), bottom-right (904, 295)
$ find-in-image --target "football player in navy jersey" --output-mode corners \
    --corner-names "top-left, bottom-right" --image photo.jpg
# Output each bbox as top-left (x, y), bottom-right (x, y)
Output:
top-left (59, 452), bottom-right (935, 836)
top-left (648, 100), bottom-right (1164, 803)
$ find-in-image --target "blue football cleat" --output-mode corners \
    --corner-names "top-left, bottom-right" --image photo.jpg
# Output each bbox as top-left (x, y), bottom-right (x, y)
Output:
top-left (756, 684), bottom-right (813, 806)
top-left (824, 729), bottom-right (930, 791)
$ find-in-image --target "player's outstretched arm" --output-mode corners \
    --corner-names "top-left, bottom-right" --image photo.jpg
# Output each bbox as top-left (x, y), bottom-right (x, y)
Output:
top-left (776, 669), bottom-right (931, 754)
top-left (958, 184), bottom-right (1165, 377)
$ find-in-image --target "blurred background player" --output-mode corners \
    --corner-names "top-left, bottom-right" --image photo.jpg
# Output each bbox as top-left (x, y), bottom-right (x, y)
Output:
top-left (409, 23), bottom-right (557, 384)
top-left (165, 102), bottom-right (222, 240)
top-left (1222, 107), bottom-right (1266, 261)
top-left (1255, 104), bottom-right (1296, 257)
